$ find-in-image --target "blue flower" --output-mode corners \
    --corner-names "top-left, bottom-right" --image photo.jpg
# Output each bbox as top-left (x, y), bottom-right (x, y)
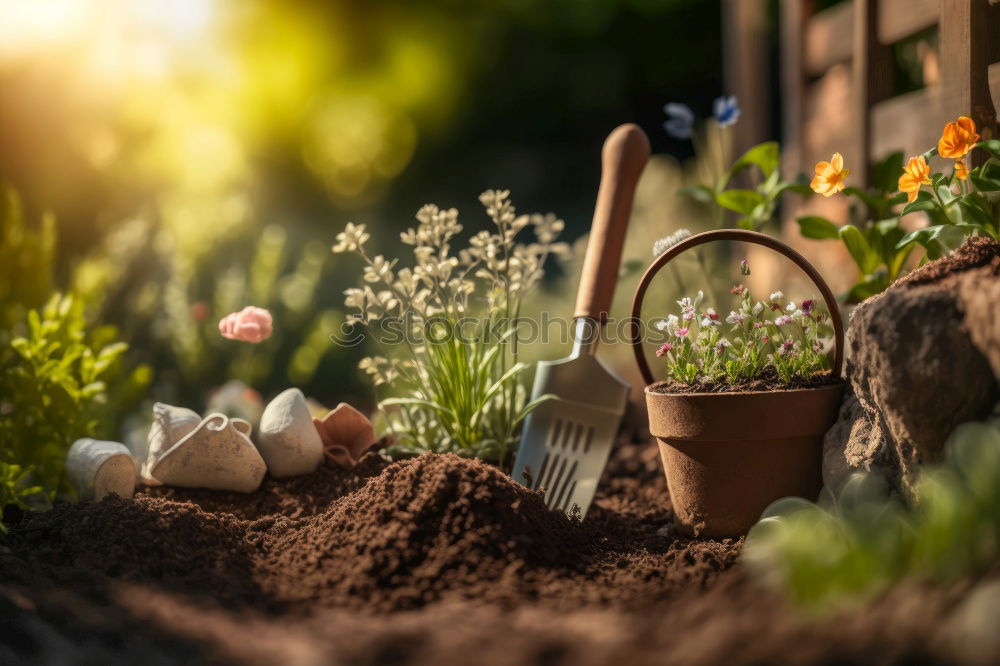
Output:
top-left (713, 95), bottom-right (741, 128)
top-left (662, 103), bottom-right (694, 140)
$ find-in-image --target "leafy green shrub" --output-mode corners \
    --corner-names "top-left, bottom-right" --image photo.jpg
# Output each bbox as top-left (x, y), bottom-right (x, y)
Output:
top-left (0, 186), bottom-right (56, 328)
top-left (744, 419), bottom-right (1000, 608)
top-left (0, 295), bottom-right (150, 515)
top-left (333, 190), bottom-right (569, 465)
top-left (0, 463), bottom-right (41, 533)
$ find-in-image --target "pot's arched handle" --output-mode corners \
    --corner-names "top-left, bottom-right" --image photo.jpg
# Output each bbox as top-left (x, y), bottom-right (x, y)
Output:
top-left (627, 229), bottom-right (845, 386)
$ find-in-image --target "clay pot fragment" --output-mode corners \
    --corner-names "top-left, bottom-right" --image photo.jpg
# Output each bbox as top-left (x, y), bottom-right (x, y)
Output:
top-left (313, 403), bottom-right (377, 469)
top-left (66, 438), bottom-right (136, 501)
top-left (142, 406), bottom-right (266, 493)
top-left (257, 388), bottom-right (324, 477)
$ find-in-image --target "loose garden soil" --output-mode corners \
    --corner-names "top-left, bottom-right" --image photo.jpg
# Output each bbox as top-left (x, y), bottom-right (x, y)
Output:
top-left (1, 404), bottom-right (995, 664)
top-left (651, 368), bottom-right (842, 394)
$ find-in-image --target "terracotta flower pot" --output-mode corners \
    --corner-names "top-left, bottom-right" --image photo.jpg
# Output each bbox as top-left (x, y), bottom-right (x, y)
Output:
top-left (628, 229), bottom-right (846, 538)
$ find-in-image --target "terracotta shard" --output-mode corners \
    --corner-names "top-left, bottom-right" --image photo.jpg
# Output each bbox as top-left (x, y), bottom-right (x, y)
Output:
top-left (313, 403), bottom-right (377, 470)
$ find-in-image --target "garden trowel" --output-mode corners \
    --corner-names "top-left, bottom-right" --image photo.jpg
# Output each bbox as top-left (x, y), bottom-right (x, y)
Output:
top-left (511, 123), bottom-right (649, 518)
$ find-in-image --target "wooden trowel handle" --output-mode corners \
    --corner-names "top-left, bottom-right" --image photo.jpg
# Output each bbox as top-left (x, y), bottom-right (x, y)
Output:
top-left (573, 123), bottom-right (650, 322)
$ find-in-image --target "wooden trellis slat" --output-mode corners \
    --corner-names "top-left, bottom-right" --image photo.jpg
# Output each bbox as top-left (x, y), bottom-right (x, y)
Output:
top-left (778, 0), bottom-right (1000, 187)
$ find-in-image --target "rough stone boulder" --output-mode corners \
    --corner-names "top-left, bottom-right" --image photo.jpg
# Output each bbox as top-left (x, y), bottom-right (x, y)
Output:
top-left (821, 389), bottom-right (887, 491)
top-left (823, 237), bottom-right (1000, 498)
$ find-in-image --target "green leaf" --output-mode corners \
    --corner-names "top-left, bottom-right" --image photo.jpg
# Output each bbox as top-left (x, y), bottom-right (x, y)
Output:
top-left (760, 168), bottom-right (781, 195)
top-left (379, 397), bottom-right (451, 415)
top-left (901, 197), bottom-right (937, 216)
top-left (677, 184), bottom-right (716, 204)
top-left (736, 217), bottom-right (755, 231)
top-left (868, 218), bottom-right (907, 267)
top-left (969, 173), bottom-right (1000, 193)
top-left (846, 272), bottom-right (891, 303)
top-left (839, 225), bottom-right (880, 274)
top-left (716, 189), bottom-right (765, 215)
top-left (735, 141), bottom-right (780, 179)
top-left (896, 224), bottom-right (981, 256)
top-left (970, 162), bottom-right (1000, 192)
top-left (871, 151), bottom-right (904, 194)
top-left (796, 216), bottom-right (840, 240)
top-left (776, 182), bottom-right (814, 196)
top-left (957, 197), bottom-right (995, 228)
top-left (887, 242), bottom-right (915, 280)
top-left (976, 139), bottom-right (1000, 159)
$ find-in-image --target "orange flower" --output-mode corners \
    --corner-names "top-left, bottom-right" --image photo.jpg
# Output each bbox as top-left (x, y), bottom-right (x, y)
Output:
top-left (810, 152), bottom-right (850, 197)
top-left (938, 116), bottom-right (980, 160)
top-left (955, 160), bottom-right (969, 180)
top-left (898, 155), bottom-right (932, 202)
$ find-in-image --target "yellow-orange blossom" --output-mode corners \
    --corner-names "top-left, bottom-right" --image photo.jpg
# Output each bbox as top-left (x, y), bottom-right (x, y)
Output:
top-left (938, 116), bottom-right (980, 180)
top-left (898, 155), bottom-right (932, 202)
top-left (810, 152), bottom-right (849, 197)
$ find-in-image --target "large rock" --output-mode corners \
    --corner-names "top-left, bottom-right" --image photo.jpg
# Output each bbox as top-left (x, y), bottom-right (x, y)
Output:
top-left (959, 260), bottom-right (1000, 378)
top-left (824, 237), bottom-right (1000, 499)
top-left (821, 389), bottom-right (887, 491)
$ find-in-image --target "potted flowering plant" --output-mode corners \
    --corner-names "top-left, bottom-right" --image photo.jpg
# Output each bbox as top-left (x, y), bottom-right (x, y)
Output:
top-left (628, 229), bottom-right (845, 538)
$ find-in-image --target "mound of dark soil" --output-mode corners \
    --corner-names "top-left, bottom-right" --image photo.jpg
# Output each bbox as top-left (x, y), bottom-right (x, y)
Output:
top-left (258, 453), bottom-right (605, 611)
top-left (1, 415), bottom-right (995, 665)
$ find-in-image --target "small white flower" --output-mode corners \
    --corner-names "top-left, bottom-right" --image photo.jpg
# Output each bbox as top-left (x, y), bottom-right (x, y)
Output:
top-left (726, 311), bottom-right (746, 325)
top-left (652, 228), bottom-right (693, 256)
top-left (682, 309), bottom-right (696, 321)
top-left (775, 314), bottom-right (793, 326)
top-left (752, 302), bottom-right (764, 317)
top-left (363, 255), bottom-right (395, 284)
top-left (332, 222), bottom-right (370, 253)
top-left (786, 302), bottom-right (796, 312)
top-left (769, 291), bottom-right (784, 303)
top-left (656, 319), bottom-right (669, 331)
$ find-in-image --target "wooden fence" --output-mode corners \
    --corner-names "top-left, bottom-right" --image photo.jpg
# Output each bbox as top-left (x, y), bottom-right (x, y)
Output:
top-left (723, 0), bottom-right (1000, 291)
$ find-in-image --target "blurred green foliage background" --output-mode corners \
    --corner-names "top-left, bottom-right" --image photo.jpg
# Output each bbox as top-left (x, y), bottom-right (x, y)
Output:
top-left (0, 0), bottom-right (722, 411)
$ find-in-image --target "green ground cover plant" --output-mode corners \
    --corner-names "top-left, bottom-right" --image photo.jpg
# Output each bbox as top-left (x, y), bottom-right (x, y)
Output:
top-left (0, 187), bottom-right (149, 527)
top-left (744, 419), bottom-right (1000, 609)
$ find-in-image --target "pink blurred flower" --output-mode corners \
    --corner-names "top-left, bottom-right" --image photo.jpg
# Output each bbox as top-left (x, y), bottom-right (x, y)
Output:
top-left (656, 342), bottom-right (673, 358)
top-left (190, 301), bottom-right (209, 321)
top-left (219, 306), bottom-right (273, 343)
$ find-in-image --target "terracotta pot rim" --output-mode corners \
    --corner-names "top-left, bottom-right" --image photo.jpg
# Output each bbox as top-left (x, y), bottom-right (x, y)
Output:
top-left (644, 378), bottom-right (846, 399)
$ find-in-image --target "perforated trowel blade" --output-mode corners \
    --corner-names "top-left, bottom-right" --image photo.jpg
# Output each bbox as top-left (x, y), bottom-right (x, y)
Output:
top-left (511, 353), bottom-right (629, 518)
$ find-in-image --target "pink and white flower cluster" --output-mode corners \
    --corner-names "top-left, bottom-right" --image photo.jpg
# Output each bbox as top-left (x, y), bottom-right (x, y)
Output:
top-left (656, 260), bottom-right (832, 384)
